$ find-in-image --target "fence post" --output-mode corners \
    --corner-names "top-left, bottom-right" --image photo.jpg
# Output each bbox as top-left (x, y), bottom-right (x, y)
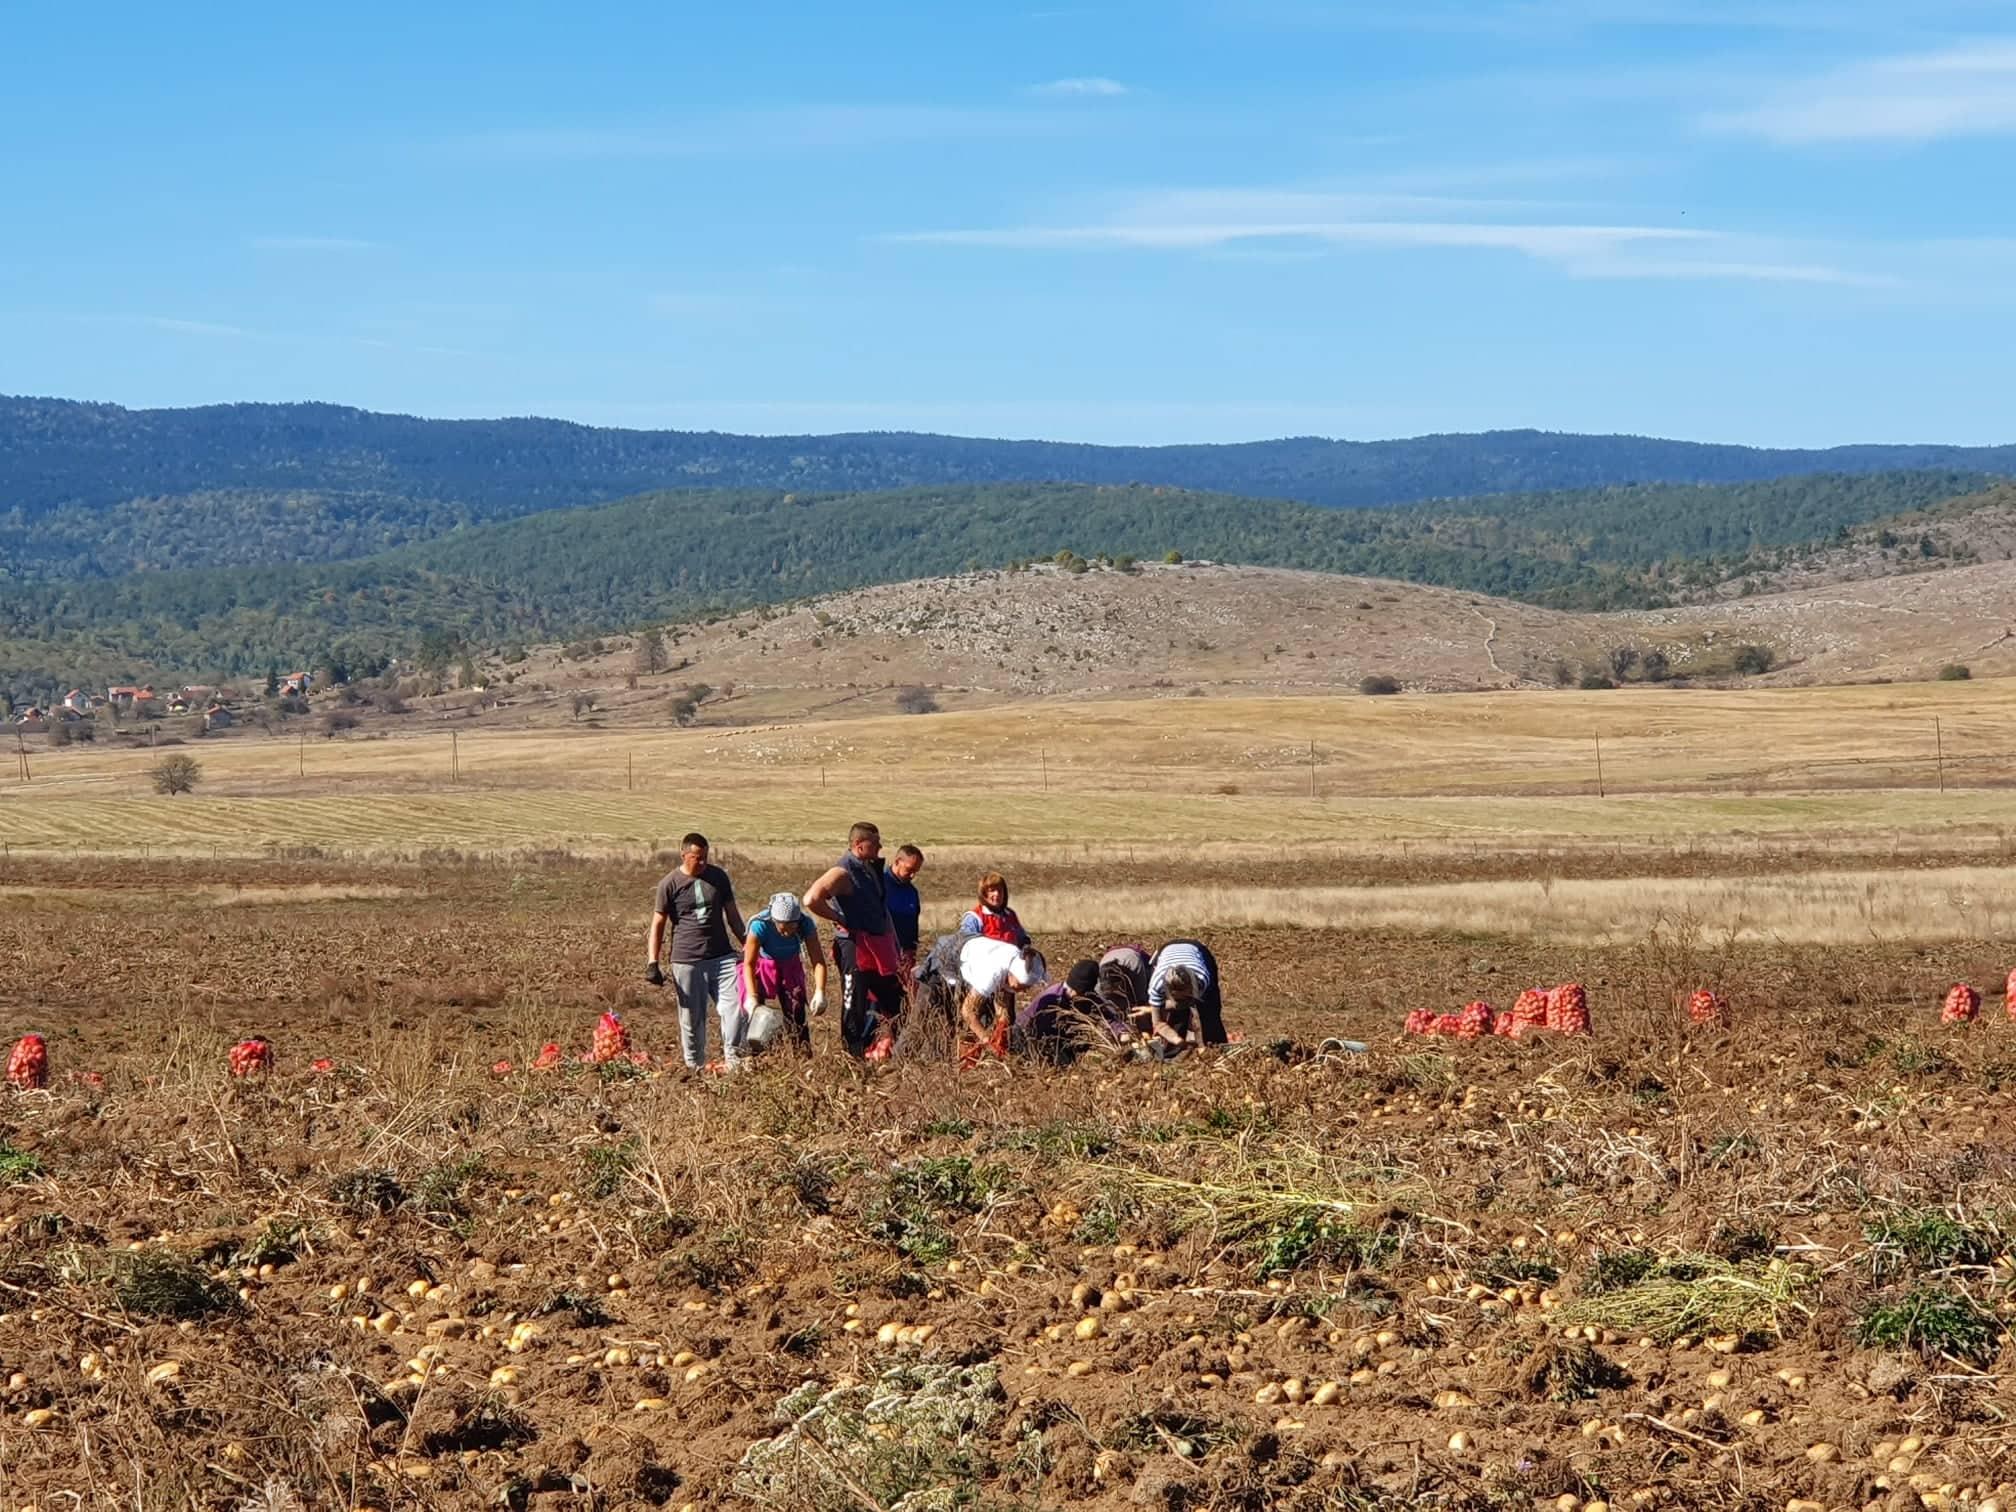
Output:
top-left (1594, 733), bottom-right (1605, 798)
top-left (1935, 717), bottom-right (1946, 794)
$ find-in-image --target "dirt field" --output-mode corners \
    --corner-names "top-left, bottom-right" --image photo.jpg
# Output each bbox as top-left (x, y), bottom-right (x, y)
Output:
top-left (5, 845), bottom-right (2016, 1511)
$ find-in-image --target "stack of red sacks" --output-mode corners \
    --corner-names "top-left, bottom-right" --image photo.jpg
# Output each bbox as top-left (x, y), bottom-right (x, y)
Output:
top-left (1402, 984), bottom-right (1591, 1039)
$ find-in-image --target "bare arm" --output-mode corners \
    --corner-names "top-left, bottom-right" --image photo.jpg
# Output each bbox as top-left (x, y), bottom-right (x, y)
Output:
top-left (802, 931), bottom-right (826, 999)
top-left (803, 865), bottom-right (850, 926)
top-left (959, 989), bottom-right (989, 1041)
top-left (648, 911), bottom-right (669, 964)
top-left (742, 929), bottom-right (763, 1001)
top-left (726, 895), bottom-right (747, 946)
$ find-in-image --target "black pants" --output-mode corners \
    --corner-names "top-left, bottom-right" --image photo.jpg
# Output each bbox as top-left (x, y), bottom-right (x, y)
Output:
top-left (835, 935), bottom-right (905, 1057)
top-left (1163, 939), bottom-right (1227, 1045)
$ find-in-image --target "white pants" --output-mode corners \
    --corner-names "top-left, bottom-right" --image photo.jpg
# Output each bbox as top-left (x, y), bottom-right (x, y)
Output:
top-left (671, 955), bottom-right (746, 1067)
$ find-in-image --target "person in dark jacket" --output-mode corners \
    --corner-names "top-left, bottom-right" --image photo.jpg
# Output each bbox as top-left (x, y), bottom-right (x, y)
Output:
top-left (804, 822), bottom-right (906, 1060)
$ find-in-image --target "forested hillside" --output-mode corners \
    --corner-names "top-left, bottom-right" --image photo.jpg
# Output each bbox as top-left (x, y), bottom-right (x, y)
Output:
top-left (5, 394), bottom-right (2016, 578)
top-left (0, 471), bottom-right (1995, 695)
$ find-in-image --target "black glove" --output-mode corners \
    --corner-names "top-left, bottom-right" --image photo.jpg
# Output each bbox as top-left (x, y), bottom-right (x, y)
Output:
top-left (644, 961), bottom-right (665, 987)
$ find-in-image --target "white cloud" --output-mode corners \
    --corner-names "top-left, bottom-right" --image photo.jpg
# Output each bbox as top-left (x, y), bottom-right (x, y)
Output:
top-left (886, 184), bottom-right (1902, 286)
top-left (1710, 39), bottom-right (2016, 143)
top-left (251, 236), bottom-right (380, 252)
top-left (1032, 76), bottom-right (1130, 96)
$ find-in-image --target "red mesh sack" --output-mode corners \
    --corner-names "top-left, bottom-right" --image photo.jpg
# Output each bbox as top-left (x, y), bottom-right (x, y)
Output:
top-left (1510, 989), bottom-right (1549, 1037)
top-left (1942, 984), bottom-right (1981, 1025)
top-left (1431, 1013), bottom-right (1464, 1038)
top-left (1403, 1008), bottom-right (1435, 1036)
top-left (2006, 968), bottom-right (2016, 1023)
top-left (7, 1034), bottom-right (47, 1091)
top-left (1493, 1012), bottom-right (1516, 1037)
top-left (531, 1042), bottom-right (564, 1072)
top-left (1549, 984), bottom-right (1590, 1036)
top-left (591, 1010), bottom-right (630, 1064)
top-left (1457, 1001), bottom-right (1495, 1040)
top-left (227, 1037), bottom-right (273, 1077)
top-left (1687, 989), bottom-right (1726, 1027)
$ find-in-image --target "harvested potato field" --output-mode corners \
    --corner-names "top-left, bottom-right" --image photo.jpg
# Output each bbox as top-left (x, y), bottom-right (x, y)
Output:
top-left (4, 851), bottom-right (2016, 1510)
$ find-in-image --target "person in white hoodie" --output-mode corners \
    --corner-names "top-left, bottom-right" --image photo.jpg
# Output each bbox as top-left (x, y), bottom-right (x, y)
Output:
top-left (953, 935), bottom-right (1044, 1070)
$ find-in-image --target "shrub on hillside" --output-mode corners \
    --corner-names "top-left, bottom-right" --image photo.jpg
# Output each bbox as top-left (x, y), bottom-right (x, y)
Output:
top-left (1358, 675), bottom-right (1402, 696)
top-left (1731, 644), bottom-right (1776, 676)
top-left (1580, 673), bottom-right (1616, 690)
top-left (895, 685), bottom-right (940, 715)
top-left (1938, 664), bottom-right (1972, 681)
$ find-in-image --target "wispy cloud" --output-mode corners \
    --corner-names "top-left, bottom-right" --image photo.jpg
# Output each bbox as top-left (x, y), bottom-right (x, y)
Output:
top-left (250, 235), bottom-right (380, 252)
top-left (1708, 40), bottom-right (2016, 144)
top-left (888, 186), bottom-right (1894, 286)
top-left (1032, 76), bottom-right (1130, 97)
top-left (451, 104), bottom-right (1087, 160)
top-left (138, 315), bottom-right (259, 338)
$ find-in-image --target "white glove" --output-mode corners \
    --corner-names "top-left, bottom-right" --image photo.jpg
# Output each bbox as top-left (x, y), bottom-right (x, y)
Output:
top-left (809, 990), bottom-right (827, 1017)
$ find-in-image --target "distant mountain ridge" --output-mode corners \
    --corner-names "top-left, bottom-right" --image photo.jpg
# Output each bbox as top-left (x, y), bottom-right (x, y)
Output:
top-left (6, 394), bottom-right (2016, 525)
top-left (0, 471), bottom-right (1998, 692)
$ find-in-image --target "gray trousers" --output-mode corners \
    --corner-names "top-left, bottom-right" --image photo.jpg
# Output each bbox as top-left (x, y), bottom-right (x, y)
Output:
top-left (671, 955), bottom-right (746, 1068)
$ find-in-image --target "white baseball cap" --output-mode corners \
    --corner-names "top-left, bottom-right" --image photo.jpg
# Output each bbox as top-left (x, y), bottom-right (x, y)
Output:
top-left (769, 892), bottom-right (803, 924)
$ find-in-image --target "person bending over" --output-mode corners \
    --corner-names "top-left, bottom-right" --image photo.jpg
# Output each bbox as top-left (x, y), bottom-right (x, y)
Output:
top-left (740, 891), bottom-right (828, 1053)
top-left (1146, 938), bottom-right (1228, 1052)
top-left (954, 934), bottom-right (1043, 1070)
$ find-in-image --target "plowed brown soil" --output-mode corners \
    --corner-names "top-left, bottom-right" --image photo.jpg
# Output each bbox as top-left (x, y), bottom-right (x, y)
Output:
top-left (4, 855), bottom-right (2016, 1510)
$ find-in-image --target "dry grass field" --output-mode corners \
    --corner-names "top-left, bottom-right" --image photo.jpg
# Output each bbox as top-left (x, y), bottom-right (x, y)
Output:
top-left (8, 683), bottom-right (2016, 1509)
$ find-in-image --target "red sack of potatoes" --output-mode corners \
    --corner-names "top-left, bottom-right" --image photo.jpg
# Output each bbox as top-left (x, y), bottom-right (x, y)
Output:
top-left (1942, 984), bottom-right (1981, 1025)
top-left (1548, 984), bottom-right (1590, 1036)
top-left (531, 1042), bottom-right (564, 1072)
top-left (1431, 1013), bottom-right (1464, 1038)
top-left (1493, 1012), bottom-right (1517, 1038)
top-left (1403, 1008), bottom-right (1436, 1037)
top-left (227, 1037), bottom-right (273, 1077)
top-left (1510, 989), bottom-right (1549, 1037)
top-left (6, 1034), bottom-right (47, 1091)
top-left (1457, 1001), bottom-right (1496, 1040)
top-left (591, 1010), bottom-right (630, 1064)
top-left (1687, 989), bottom-right (1726, 1027)
top-left (2006, 968), bottom-right (2016, 1023)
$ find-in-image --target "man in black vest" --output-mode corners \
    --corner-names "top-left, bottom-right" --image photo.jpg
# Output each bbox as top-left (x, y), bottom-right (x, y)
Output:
top-left (804, 820), bottom-right (906, 1060)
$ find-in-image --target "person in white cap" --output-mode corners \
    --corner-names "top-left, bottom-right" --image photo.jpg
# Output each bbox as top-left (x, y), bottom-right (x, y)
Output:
top-left (954, 935), bottom-right (1045, 1070)
top-left (739, 891), bottom-right (830, 1053)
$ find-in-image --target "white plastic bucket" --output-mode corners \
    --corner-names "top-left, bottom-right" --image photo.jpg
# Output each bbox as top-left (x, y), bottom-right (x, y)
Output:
top-left (745, 1003), bottom-right (786, 1053)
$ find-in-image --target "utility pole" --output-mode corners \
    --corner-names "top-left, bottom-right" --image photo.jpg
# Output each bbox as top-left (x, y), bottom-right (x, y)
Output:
top-left (1040, 747), bottom-right (1048, 791)
top-left (1309, 738), bottom-right (1317, 799)
top-left (451, 729), bottom-right (460, 783)
top-left (299, 732), bottom-right (305, 778)
top-left (1935, 716), bottom-right (1946, 794)
top-left (1594, 733), bottom-right (1605, 799)
top-left (627, 750), bottom-right (634, 792)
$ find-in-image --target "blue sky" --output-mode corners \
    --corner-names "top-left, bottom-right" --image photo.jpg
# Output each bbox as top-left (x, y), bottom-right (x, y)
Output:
top-left (5, 0), bottom-right (2016, 445)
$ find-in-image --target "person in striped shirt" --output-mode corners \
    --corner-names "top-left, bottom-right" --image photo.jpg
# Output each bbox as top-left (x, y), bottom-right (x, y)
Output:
top-left (1146, 939), bottom-right (1227, 1051)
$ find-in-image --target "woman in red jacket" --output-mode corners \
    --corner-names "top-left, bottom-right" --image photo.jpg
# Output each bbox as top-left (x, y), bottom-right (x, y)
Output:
top-left (958, 871), bottom-right (1030, 946)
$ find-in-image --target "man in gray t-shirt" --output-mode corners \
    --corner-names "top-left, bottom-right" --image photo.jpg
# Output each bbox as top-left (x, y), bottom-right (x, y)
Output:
top-left (645, 832), bottom-right (748, 1068)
